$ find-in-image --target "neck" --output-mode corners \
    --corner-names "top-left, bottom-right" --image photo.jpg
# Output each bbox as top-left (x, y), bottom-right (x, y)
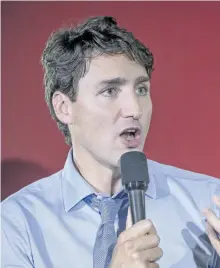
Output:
top-left (71, 145), bottom-right (122, 196)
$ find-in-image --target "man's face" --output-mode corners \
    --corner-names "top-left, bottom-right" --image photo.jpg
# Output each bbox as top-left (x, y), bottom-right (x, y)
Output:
top-left (70, 54), bottom-right (152, 168)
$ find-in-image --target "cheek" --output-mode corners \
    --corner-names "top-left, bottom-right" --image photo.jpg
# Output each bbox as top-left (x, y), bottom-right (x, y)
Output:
top-left (141, 98), bottom-right (153, 127)
top-left (74, 102), bottom-right (113, 136)
top-left (141, 95), bottom-right (152, 112)
top-left (147, 102), bottom-right (153, 118)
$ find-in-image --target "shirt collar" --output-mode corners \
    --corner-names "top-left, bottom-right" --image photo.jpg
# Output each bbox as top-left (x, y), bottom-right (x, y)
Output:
top-left (62, 149), bottom-right (94, 212)
top-left (146, 160), bottom-right (170, 199)
top-left (61, 148), bottom-right (170, 212)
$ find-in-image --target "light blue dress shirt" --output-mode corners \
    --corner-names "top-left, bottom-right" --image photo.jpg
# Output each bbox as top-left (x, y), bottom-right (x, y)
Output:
top-left (1, 148), bottom-right (220, 268)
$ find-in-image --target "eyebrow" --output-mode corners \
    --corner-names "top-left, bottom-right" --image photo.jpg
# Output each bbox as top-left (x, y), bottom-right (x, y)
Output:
top-left (97, 76), bottom-right (149, 88)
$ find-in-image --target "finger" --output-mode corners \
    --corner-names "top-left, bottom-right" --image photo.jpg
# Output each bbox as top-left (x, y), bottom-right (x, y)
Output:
top-left (203, 208), bottom-right (220, 233)
top-left (118, 219), bottom-right (154, 244)
top-left (131, 260), bottom-right (159, 268)
top-left (126, 207), bottom-right (132, 230)
top-left (148, 222), bottom-right (157, 235)
top-left (148, 263), bottom-right (160, 268)
top-left (205, 222), bottom-right (220, 256)
top-left (126, 207), bottom-right (157, 235)
top-left (132, 247), bottom-right (163, 262)
top-left (212, 196), bottom-right (220, 207)
top-left (131, 235), bottom-right (160, 252)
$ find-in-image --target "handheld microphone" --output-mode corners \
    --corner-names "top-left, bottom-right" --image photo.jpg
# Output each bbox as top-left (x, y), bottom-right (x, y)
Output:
top-left (120, 151), bottom-right (150, 225)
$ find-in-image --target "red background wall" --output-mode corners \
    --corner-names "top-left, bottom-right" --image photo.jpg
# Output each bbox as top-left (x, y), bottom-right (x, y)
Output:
top-left (2, 1), bottom-right (220, 199)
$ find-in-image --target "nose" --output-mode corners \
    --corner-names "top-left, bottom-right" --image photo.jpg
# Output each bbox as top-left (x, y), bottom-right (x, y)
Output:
top-left (120, 94), bottom-right (142, 120)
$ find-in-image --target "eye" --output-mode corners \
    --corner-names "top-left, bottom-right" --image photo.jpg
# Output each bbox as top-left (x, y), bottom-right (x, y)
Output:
top-left (101, 87), bottom-right (119, 97)
top-left (136, 86), bottom-right (149, 96)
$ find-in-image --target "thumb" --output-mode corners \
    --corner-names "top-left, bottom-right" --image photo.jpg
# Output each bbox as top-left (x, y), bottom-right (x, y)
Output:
top-left (126, 207), bottom-right (133, 230)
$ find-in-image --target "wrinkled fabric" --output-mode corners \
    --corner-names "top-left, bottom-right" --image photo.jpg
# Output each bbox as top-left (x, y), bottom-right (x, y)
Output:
top-left (1, 148), bottom-right (220, 268)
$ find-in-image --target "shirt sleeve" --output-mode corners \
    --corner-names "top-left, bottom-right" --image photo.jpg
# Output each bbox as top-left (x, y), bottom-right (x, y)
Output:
top-left (1, 199), bottom-right (34, 268)
top-left (209, 180), bottom-right (220, 267)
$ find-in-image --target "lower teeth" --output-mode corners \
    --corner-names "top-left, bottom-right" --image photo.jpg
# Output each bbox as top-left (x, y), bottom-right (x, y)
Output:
top-left (124, 133), bottom-right (135, 141)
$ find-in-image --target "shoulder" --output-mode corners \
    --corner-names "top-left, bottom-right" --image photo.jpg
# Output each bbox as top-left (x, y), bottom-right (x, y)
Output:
top-left (1, 169), bottom-right (65, 266)
top-left (1, 169), bottom-right (64, 222)
top-left (147, 159), bottom-right (220, 204)
top-left (147, 159), bottom-right (220, 217)
top-left (148, 158), bottom-right (220, 183)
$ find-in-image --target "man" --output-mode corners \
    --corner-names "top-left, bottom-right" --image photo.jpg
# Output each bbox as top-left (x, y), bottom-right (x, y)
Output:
top-left (1, 16), bottom-right (220, 268)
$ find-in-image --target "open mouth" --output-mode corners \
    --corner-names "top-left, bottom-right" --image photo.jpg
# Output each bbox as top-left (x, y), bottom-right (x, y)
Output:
top-left (119, 127), bottom-right (141, 141)
top-left (119, 127), bottom-right (141, 148)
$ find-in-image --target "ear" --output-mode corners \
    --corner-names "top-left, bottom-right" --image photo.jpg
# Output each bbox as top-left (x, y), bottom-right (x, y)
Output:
top-left (52, 91), bottom-right (73, 125)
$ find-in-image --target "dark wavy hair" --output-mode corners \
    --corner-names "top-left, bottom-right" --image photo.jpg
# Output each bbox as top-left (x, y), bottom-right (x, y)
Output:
top-left (41, 16), bottom-right (154, 146)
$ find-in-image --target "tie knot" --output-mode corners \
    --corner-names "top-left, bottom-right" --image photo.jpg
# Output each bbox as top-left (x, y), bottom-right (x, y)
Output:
top-left (91, 196), bottom-right (123, 224)
top-left (100, 198), bottom-right (122, 224)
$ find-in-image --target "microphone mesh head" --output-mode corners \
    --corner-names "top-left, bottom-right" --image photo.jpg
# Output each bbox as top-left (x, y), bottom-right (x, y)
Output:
top-left (120, 151), bottom-right (150, 186)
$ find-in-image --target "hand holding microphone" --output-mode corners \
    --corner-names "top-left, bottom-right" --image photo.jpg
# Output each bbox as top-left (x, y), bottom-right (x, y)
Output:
top-left (110, 209), bottom-right (162, 268)
top-left (109, 151), bottom-right (163, 268)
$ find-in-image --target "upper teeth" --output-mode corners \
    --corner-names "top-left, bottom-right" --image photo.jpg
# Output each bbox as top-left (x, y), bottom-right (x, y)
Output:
top-left (120, 129), bottom-right (138, 135)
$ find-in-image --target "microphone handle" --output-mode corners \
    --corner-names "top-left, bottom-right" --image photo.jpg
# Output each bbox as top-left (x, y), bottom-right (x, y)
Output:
top-left (128, 189), bottom-right (146, 225)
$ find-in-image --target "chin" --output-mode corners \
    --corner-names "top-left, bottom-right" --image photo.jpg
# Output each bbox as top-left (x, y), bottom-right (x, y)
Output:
top-left (112, 146), bottom-right (143, 167)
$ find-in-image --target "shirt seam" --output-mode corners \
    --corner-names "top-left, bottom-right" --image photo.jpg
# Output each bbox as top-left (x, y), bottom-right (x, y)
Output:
top-left (2, 198), bottom-right (35, 266)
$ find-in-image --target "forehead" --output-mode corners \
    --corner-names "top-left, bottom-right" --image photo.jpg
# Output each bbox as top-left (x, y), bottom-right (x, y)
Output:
top-left (79, 54), bottom-right (148, 87)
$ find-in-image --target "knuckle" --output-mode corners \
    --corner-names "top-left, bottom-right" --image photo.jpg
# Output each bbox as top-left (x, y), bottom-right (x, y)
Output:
top-left (123, 240), bottom-right (134, 253)
top-left (131, 251), bottom-right (140, 261)
top-left (158, 247), bottom-right (163, 257)
top-left (151, 263), bottom-right (159, 268)
top-left (147, 219), bottom-right (153, 227)
top-left (148, 262), bottom-right (159, 268)
top-left (137, 219), bottom-right (148, 228)
top-left (154, 235), bottom-right (160, 245)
